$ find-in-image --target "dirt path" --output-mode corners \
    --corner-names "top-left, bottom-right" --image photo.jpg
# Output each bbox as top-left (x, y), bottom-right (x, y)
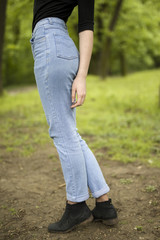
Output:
top-left (0, 142), bottom-right (160, 240)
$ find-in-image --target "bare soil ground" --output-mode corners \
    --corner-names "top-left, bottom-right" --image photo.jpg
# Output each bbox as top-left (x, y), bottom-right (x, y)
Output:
top-left (0, 142), bottom-right (160, 240)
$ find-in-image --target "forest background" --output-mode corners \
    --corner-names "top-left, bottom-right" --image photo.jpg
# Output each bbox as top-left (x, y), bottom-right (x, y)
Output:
top-left (0, 0), bottom-right (160, 93)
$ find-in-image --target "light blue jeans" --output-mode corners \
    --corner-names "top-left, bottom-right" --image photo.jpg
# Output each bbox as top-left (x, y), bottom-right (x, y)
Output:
top-left (30, 17), bottom-right (110, 202)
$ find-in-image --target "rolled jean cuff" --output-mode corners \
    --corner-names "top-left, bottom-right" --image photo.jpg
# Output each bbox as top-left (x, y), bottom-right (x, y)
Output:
top-left (67, 192), bottom-right (90, 202)
top-left (91, 185), bottom-right (110, 198)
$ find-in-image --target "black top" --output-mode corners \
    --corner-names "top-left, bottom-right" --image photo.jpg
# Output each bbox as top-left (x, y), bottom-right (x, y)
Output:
top-left (32, 0), bottom-right (95, 33)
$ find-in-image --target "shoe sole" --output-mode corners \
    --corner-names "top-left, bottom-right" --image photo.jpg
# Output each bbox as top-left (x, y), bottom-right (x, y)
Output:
top-left (48, 214), bottom-right (94, 233)
top-left (94, 217), bottom-right (118, 226)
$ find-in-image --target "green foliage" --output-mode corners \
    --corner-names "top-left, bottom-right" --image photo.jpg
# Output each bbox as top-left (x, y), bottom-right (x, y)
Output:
top-left (120, 178), bottom-right (133, 184)
top-left (112, 0), bottom-right (160, 72)
top-left (9, 208), bottom-right (17, 215)
top-left (3, 0), bottom-right (34, 86)
top-left (134, 226), bottom-right (143, 231)
top-left (145, 185), bottom-right (157, 192)
top-left (2, 0), bottom-right (160, 86)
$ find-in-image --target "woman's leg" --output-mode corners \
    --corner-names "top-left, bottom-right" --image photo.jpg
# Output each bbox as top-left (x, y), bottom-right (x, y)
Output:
top-left (32, 24), bottom-right (89, 202)
top-left (75, 129), bottom-right (110, 198)
top-left (31, 20), bottom-right (110, 202)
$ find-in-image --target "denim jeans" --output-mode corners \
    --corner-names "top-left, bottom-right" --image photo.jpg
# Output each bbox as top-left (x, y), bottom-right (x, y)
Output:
top-left (29, 17), bottom-right (110, 202)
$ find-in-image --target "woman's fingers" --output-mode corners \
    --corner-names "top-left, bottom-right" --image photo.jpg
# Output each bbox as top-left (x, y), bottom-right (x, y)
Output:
top-left (71, 87), bottom-right (76, 103)
top-left (70, 77), bottom-right (86, 108)
top-left (70, 92), bottom-right (85, 108)
top-left (80, 95), bottom-right (85, 105)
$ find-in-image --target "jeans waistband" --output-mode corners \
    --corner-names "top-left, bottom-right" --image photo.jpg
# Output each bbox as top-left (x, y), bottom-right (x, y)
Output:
top-left (32, 17), bottom-right (68, 36)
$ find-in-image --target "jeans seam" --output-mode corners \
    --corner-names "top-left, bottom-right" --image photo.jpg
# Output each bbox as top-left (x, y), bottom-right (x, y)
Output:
top-left (44, 28), bottom-right (77, 198)
top-left (43, 30), bottom-right (62, 137)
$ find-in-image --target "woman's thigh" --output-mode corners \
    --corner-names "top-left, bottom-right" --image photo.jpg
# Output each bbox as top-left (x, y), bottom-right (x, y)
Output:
top-left (31, 24), bottom-right (80, 139)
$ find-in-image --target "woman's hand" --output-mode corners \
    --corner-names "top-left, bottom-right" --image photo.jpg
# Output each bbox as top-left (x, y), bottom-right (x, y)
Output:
top-left (70, 75), bottom-right (86, 108)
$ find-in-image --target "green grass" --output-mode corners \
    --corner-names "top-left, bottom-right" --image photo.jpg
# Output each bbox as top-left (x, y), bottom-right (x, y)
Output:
top-left (0, 69), bottom-right (160, 167)
top-left (77, 69), bottom-right (160, 167)
top-left (120, 178), bottom-right (133, 184)
top-left (145, 185), bottom-right (157, 192)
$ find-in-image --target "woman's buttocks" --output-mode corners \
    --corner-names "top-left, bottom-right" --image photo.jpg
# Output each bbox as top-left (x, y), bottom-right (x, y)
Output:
top-left (44, 24), bottom-right (79, 75)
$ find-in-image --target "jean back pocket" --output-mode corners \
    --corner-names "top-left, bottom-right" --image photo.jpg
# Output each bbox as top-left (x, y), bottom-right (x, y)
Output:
top-left (53, 33), bottom-right (79, 60)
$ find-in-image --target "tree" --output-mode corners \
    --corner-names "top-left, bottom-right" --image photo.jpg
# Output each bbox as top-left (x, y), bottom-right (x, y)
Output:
top-left (0, 0), bottom-right (8, 95)
top-left (112, 0), bottom-right (160, 74)
top-left (2, 0), bottom-right (160, 88)
top-left (99, 0), bottom-right (123, 79)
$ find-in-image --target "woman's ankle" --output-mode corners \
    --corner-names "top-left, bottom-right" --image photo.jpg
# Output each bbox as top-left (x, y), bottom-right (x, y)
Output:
top-left (96, 193), bottom-right (109, 202)
top-left (67, 200), bottom-right (78, 205)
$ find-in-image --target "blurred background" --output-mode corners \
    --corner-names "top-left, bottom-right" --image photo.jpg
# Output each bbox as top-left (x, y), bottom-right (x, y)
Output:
top-left (0, 0), bottom-right (160, 89)
top-left (0, 0), bottom-right (160, 163)
top-left (0, 1), bottom-right (160, 239)
top-left (0, 0), bottom-right (160, 165)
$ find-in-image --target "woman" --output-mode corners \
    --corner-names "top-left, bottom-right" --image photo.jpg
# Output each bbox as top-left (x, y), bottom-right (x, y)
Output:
top-left (30, 0), bottom-right (118, 233)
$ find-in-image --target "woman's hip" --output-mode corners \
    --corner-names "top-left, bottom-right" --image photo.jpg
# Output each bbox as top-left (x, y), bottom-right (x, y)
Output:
top-left (30, 17), bottom-right (80, 69)
top-left (29, 18), bottom-right (79, 129)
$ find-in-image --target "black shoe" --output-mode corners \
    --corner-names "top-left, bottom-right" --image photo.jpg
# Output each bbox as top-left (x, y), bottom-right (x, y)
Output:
top-left (48, 200), bottom-right (94, 233)
top-left (91, 198), bottom-right (118, 226)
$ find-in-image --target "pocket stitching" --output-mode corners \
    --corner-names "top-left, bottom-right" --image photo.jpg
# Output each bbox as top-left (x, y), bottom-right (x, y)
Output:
top-left (53, 33), bottom-right (78, 60)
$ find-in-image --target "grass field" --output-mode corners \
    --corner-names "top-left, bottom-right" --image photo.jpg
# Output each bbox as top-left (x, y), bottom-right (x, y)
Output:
top-left (0, 69), bottom-right (160, 167)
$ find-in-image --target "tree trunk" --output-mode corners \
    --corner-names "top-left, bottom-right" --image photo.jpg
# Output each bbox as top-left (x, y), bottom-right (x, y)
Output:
top-left (119, 51), bottom-right (127, 76)
top-left (96, 14), bottom-right (105, 75)
top-left (0, 0), bottom-right (8, 95)
top-left (89, 14), bottom-right (104, 75)
top-left (13, 17), bottom-right (20, 44)
top-left (99, 0), bottom-right (123, 80)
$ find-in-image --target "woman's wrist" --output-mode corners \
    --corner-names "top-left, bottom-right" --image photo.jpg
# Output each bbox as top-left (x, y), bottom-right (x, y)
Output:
top-left (77, 71), bottom-right (87, 79)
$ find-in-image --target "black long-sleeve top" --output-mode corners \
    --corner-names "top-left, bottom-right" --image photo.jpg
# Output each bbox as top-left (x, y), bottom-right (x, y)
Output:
top-left (32, 0), bottom-right (95, 33)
